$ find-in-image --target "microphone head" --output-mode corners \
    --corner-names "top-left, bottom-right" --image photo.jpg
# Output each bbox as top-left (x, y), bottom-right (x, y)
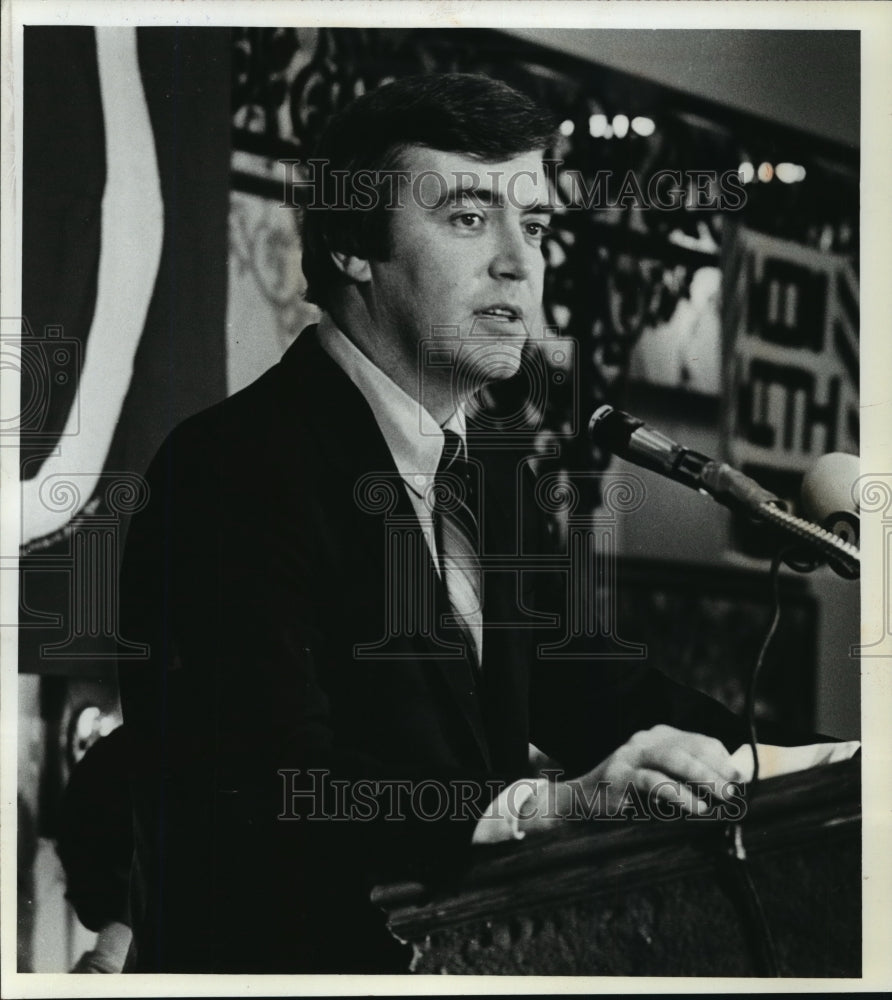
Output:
top-left (588, 405), bottom-right (643, 452)
top-left (800, 452), bottom-right (860, 545)
top-left (588, 404), bottom-right (615, 440)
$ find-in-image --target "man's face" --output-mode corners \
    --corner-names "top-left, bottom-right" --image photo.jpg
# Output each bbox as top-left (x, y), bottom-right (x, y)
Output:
top-left (365, 146), bottom-right (552, 400)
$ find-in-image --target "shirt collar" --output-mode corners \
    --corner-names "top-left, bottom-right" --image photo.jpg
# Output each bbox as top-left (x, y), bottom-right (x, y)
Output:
top-left (316, 314), bottom-right (466, 495)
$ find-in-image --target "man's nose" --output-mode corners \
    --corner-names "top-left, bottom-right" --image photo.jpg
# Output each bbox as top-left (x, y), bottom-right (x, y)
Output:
top-left (488, 224), bottom-right (531, 281)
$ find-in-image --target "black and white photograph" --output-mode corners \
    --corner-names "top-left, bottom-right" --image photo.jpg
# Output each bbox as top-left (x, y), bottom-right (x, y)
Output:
top-left (2, 1), bottom-right (890, 993)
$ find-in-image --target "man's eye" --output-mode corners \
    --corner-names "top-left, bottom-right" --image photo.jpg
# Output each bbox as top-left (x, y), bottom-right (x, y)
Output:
top-left (452, 212), bottom-right (484, 229)
top-left (524, 221), bottom-right (553, 239)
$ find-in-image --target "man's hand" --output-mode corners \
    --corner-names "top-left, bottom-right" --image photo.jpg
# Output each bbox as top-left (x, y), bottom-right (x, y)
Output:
top-left (518, 725), bottom-right (745, 834)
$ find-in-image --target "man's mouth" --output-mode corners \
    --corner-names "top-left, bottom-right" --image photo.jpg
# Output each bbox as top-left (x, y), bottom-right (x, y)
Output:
top-left (474, 305), bottom-right (523, 322)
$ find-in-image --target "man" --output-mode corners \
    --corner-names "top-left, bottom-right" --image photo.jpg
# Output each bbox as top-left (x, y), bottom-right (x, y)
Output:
top-left (119, 73), bottom-right (745, 974)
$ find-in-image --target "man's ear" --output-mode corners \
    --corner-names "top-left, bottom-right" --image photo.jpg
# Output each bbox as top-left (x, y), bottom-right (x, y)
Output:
top-left (329, 250), bottom-right (372, 284)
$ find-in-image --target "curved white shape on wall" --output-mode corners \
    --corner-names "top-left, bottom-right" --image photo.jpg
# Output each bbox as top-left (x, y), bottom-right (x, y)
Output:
top-left (22, 27), bottom-right (164, 545)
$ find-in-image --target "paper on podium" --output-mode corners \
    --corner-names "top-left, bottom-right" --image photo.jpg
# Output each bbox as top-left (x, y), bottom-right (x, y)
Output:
top-left (730, 741), bottom-right (861, 783)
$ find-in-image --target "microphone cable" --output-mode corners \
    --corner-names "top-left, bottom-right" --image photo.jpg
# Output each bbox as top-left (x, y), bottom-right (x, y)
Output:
top-left (723, 543), bottom-right (795, 977)
top-left (745, 544), bottom-right (792, 785)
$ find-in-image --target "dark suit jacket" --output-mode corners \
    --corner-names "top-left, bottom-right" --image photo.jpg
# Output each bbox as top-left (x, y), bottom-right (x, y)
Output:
top-left (118, 326), bottom-right (744, 973)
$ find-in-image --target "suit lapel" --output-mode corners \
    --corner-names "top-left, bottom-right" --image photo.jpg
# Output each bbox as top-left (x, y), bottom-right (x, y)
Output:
top-left (275, 328), bottom-right (493, 769)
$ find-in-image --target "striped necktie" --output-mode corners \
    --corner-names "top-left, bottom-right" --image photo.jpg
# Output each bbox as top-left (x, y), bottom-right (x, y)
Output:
top-left (434, 429), bottom-right (483, 669)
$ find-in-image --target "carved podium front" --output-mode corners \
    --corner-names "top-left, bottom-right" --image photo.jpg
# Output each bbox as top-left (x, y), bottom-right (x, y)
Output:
top-left (372, 760), bottom-right (860, 976)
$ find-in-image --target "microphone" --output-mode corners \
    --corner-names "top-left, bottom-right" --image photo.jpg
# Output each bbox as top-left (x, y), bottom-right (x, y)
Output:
top-left (588, 405), bottom-right (783, 516)
top-left (589, 405), bottom-right (860, 578)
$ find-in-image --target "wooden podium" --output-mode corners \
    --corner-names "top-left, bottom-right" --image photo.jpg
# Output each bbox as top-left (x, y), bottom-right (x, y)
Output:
top-left (372, 759), bottom-right (860, 976)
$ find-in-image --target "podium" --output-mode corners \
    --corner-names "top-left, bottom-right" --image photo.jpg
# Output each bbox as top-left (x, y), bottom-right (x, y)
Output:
top-left (372, 759), bottom-right (860, 976)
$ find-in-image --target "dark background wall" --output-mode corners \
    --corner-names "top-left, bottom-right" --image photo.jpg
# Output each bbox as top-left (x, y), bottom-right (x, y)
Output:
top-left (505, 28), bottom-right (860, 148)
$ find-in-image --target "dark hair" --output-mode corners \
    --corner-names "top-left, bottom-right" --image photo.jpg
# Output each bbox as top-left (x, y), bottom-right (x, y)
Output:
top-left (299, 73), bottom-right (558, 311)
